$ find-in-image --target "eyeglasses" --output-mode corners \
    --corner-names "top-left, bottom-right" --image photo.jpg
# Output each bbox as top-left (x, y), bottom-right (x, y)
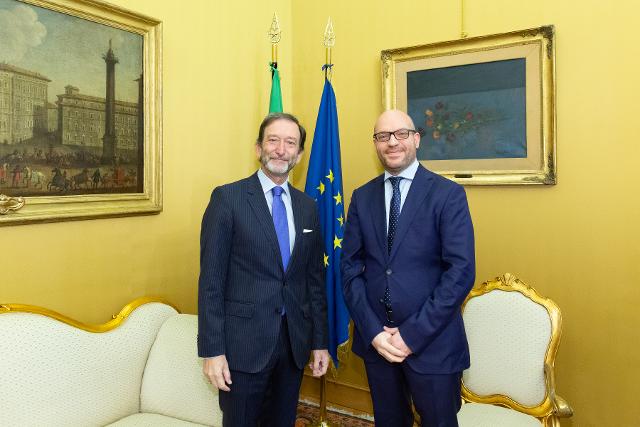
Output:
top-left (372, 128), bottom-right (417, 143)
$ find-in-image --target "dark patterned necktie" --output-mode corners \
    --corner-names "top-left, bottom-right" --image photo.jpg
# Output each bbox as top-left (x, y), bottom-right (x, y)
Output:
top-left (387, 176), bottom-right (403, 254)
top-left (384, 176), bottom-right (403, 310)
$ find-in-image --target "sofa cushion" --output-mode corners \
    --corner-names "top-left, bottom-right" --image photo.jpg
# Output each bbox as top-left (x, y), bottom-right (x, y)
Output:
top-left (107, 413), bottom-right (209, 426)
top-left (458, 402), bottom-right (542, 426)
top-left (0, 302), bottom-right (177, 426)
top-left (141, 314), bottom-right (222, 426)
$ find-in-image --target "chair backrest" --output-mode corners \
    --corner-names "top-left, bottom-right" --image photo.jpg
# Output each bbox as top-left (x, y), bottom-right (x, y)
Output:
top-left (141, 314), bottom-right (222, 426)
top-left (0, 299), bottom-right (177, 426)
top-left (461, 273), bottom-right (562, 418)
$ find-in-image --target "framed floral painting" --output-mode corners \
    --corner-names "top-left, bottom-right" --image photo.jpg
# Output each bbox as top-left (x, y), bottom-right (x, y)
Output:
top-left (381, 26), bottom-right (556, 185)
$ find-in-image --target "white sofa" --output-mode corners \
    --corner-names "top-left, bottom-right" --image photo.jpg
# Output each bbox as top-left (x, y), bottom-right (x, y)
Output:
top-left (0, 298), bottom-right (222, 427)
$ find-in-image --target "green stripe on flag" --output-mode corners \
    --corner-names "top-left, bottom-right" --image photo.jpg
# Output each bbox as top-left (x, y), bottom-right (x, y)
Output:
top-left (269, 66), bottom-right (283, 113)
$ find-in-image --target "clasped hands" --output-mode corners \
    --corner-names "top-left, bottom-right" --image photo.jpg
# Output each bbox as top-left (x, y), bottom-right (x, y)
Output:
top-left (203, 349), bottom-right (331, 391)
top-left (371, 326), bottom-right (412, 363)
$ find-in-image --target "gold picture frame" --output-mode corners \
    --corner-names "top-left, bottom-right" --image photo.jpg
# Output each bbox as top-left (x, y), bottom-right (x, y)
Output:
top-left (0, 0), bottom-right (162, 225)
top-left (382, 26), bottom-right (556, 185)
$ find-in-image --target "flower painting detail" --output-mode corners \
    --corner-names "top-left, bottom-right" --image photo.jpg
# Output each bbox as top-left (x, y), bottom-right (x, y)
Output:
top-left (408, 59), bottom-right (526, 161)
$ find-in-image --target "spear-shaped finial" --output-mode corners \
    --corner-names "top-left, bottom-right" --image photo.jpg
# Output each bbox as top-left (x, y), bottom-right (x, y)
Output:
top-left (268, 12), bottom-right (281, 44)
top-left (323, 17), bottom-right (335, 49)
top-left (323, 17), bottom-right (335, 80)
top-left (268, 12), bottom-right (281, 65)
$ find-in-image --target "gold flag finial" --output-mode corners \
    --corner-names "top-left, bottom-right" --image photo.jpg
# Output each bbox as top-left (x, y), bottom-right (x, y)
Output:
top-left (268, 12), bottom-right (281, 44)
top-left (323, 17), bottom-right (335, 48)
top-left (323, 17), bottom-right (335, 80)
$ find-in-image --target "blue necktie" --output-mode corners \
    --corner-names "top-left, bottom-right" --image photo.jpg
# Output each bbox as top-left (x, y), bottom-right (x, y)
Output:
top-left (272, 186), bottom-right (290, 270)
top-left (384, 176), bottom-right (403, 311)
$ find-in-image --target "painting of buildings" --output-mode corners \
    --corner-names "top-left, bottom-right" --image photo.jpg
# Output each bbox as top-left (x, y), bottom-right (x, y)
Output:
top-left (0, 0), bottom-right (143, 197)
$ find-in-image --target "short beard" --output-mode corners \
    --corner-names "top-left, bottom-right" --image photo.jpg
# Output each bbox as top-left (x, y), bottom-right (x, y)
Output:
top-left (261, 154), bottom-right (296, 176)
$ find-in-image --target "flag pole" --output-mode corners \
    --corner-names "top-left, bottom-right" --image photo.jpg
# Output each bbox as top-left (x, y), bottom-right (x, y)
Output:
top-left (324, 17), bottom-right (335, 81)
top-left (313, 17), bottom-right (336, 427)
top-left (268, 12), bottom-right (281, 73)
top-left (315, 375), bottom-right (330, 427)
top-left (267, 13), bottom-right (283, 113)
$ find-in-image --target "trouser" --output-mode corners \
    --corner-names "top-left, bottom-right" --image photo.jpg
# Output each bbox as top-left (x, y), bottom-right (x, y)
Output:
top-left (219, 318), bottom-right (303, 427)
top-left (364, 357), bottom-right (462, 427)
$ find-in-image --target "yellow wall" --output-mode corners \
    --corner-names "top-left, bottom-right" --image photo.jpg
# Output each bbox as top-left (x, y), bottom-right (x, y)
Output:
top-left (3, 0), bottom-right (640, 426)
top-left (1, 0), bottom-right (291, 320)
top-left (291, 1), bottom-right (640, 426)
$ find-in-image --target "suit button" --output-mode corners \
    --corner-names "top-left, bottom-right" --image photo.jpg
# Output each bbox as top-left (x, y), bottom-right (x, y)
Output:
top-left (386, 269), bottom-right (392, 275)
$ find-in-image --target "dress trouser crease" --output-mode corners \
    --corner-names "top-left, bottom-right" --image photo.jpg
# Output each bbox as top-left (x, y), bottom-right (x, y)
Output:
top-left (364, 357), bottom-right (462, 427)
top-left (219, 318), bottom-right (303, 427)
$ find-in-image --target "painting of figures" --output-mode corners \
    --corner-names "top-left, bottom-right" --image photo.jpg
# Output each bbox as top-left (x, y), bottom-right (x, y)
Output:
top-left (0, 0), bottom-right (143, 197)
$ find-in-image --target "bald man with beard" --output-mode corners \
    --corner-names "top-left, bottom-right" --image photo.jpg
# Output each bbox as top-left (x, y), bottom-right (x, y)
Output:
top-left (341, 110), bottom-right (475, 427)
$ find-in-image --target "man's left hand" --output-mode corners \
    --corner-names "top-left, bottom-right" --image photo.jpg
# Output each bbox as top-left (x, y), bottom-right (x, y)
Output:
top-left (383, 326), bottom-right (413, 356)
top-left (310, 349), bottom-right (330, 377)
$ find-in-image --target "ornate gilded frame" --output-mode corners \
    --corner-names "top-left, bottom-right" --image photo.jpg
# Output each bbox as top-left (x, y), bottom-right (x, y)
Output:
top-left (0, 0), bottom-right (162, 226)
top-left (461, 273), bottom-right (573, 426)
top-left (381, 26), bottom-right (556, 185)
top-left (0, 296), bottom-right (178, 332)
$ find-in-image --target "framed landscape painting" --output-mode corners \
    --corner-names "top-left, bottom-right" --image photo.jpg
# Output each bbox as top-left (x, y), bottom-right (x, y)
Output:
top-left (0, 0), bottom-right (161, 225)
top-left (382, 26), bottom-right (556, 185)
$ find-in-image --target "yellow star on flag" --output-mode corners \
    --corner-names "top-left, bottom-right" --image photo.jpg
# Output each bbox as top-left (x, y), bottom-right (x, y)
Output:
top-left (333, 235), bottom-right (343, 249)
top-left (337, 213), bottom-right (344, 227)
top-left (326, 170), bottom-right (334, 183)
top-left (323, 253), bottom-right (329, 267)
top-left (317, 181), bottom-right (325, 195)
top-left (333, 192), bottom-right (342, 205)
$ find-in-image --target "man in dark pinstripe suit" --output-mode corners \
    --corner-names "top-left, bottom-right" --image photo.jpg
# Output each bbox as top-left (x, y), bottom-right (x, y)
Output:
top-left (198, 113), bottom-right (330, 427)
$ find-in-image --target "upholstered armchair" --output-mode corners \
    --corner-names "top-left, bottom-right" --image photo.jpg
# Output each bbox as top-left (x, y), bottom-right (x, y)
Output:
top-left (457, 273), bottom-right (573, 427)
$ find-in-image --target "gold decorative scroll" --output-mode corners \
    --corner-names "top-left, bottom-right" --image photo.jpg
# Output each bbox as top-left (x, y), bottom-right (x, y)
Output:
top-left (0, 194), bottom-right (25, 215)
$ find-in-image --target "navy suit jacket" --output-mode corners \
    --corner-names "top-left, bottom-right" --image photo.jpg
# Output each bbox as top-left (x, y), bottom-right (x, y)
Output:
top-left (341, 165), bottom-right (475, 374)
top-left (197, 173), bottom-right (328, 373)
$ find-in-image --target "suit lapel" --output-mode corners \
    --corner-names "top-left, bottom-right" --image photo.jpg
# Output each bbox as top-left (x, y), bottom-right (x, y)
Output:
top-left (246, 173), bottom-right (285, 274)
top-left (370, 175), bottom-right (389, 262)
top-left (286, 186), bottom-right (305, 276)
top-left (388, 166), bottom-right (434, 262)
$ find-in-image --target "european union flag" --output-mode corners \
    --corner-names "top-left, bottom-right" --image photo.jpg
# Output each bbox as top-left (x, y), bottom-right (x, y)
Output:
top-left (305, 77), bottom-right (350, 366)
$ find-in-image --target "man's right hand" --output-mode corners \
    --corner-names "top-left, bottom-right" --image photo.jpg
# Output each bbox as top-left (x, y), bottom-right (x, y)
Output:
top-left (203, 355), bottom-right (232, 391)
top-left (371, 331), bottom-right (407, 363)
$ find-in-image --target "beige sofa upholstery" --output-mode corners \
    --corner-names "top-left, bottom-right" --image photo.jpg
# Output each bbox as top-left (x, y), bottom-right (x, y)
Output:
top-left (0, 298), bottom-right (222, 427)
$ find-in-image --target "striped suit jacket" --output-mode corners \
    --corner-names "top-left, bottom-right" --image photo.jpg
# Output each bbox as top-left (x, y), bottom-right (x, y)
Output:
top-left (197, 173), bottom-right (328, 373)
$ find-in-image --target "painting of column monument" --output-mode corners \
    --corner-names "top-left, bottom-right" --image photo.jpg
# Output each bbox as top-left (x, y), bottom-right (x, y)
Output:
top-left (0, 0), bottom-right (143, 196)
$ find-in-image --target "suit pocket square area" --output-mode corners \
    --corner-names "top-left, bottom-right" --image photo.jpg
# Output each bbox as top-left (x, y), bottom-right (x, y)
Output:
top-left (303, 229), bottom-right (313, 233)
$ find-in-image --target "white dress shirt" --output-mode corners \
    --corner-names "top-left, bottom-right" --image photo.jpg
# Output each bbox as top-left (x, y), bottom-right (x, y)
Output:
top-left (384, 159), bottom-right (419, 234)
top-left (257, 168), bottom-right (296, 253)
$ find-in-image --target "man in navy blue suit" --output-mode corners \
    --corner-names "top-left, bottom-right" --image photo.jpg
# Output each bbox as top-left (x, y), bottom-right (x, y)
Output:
top-left (341, 110), bottom-right (475, 427)
top-left (198, 113), bottom-right (330, 427)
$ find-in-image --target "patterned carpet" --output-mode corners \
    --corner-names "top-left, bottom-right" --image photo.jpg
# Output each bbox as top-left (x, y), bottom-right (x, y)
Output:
top-left (295, 402), bottom-right (373, 427)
